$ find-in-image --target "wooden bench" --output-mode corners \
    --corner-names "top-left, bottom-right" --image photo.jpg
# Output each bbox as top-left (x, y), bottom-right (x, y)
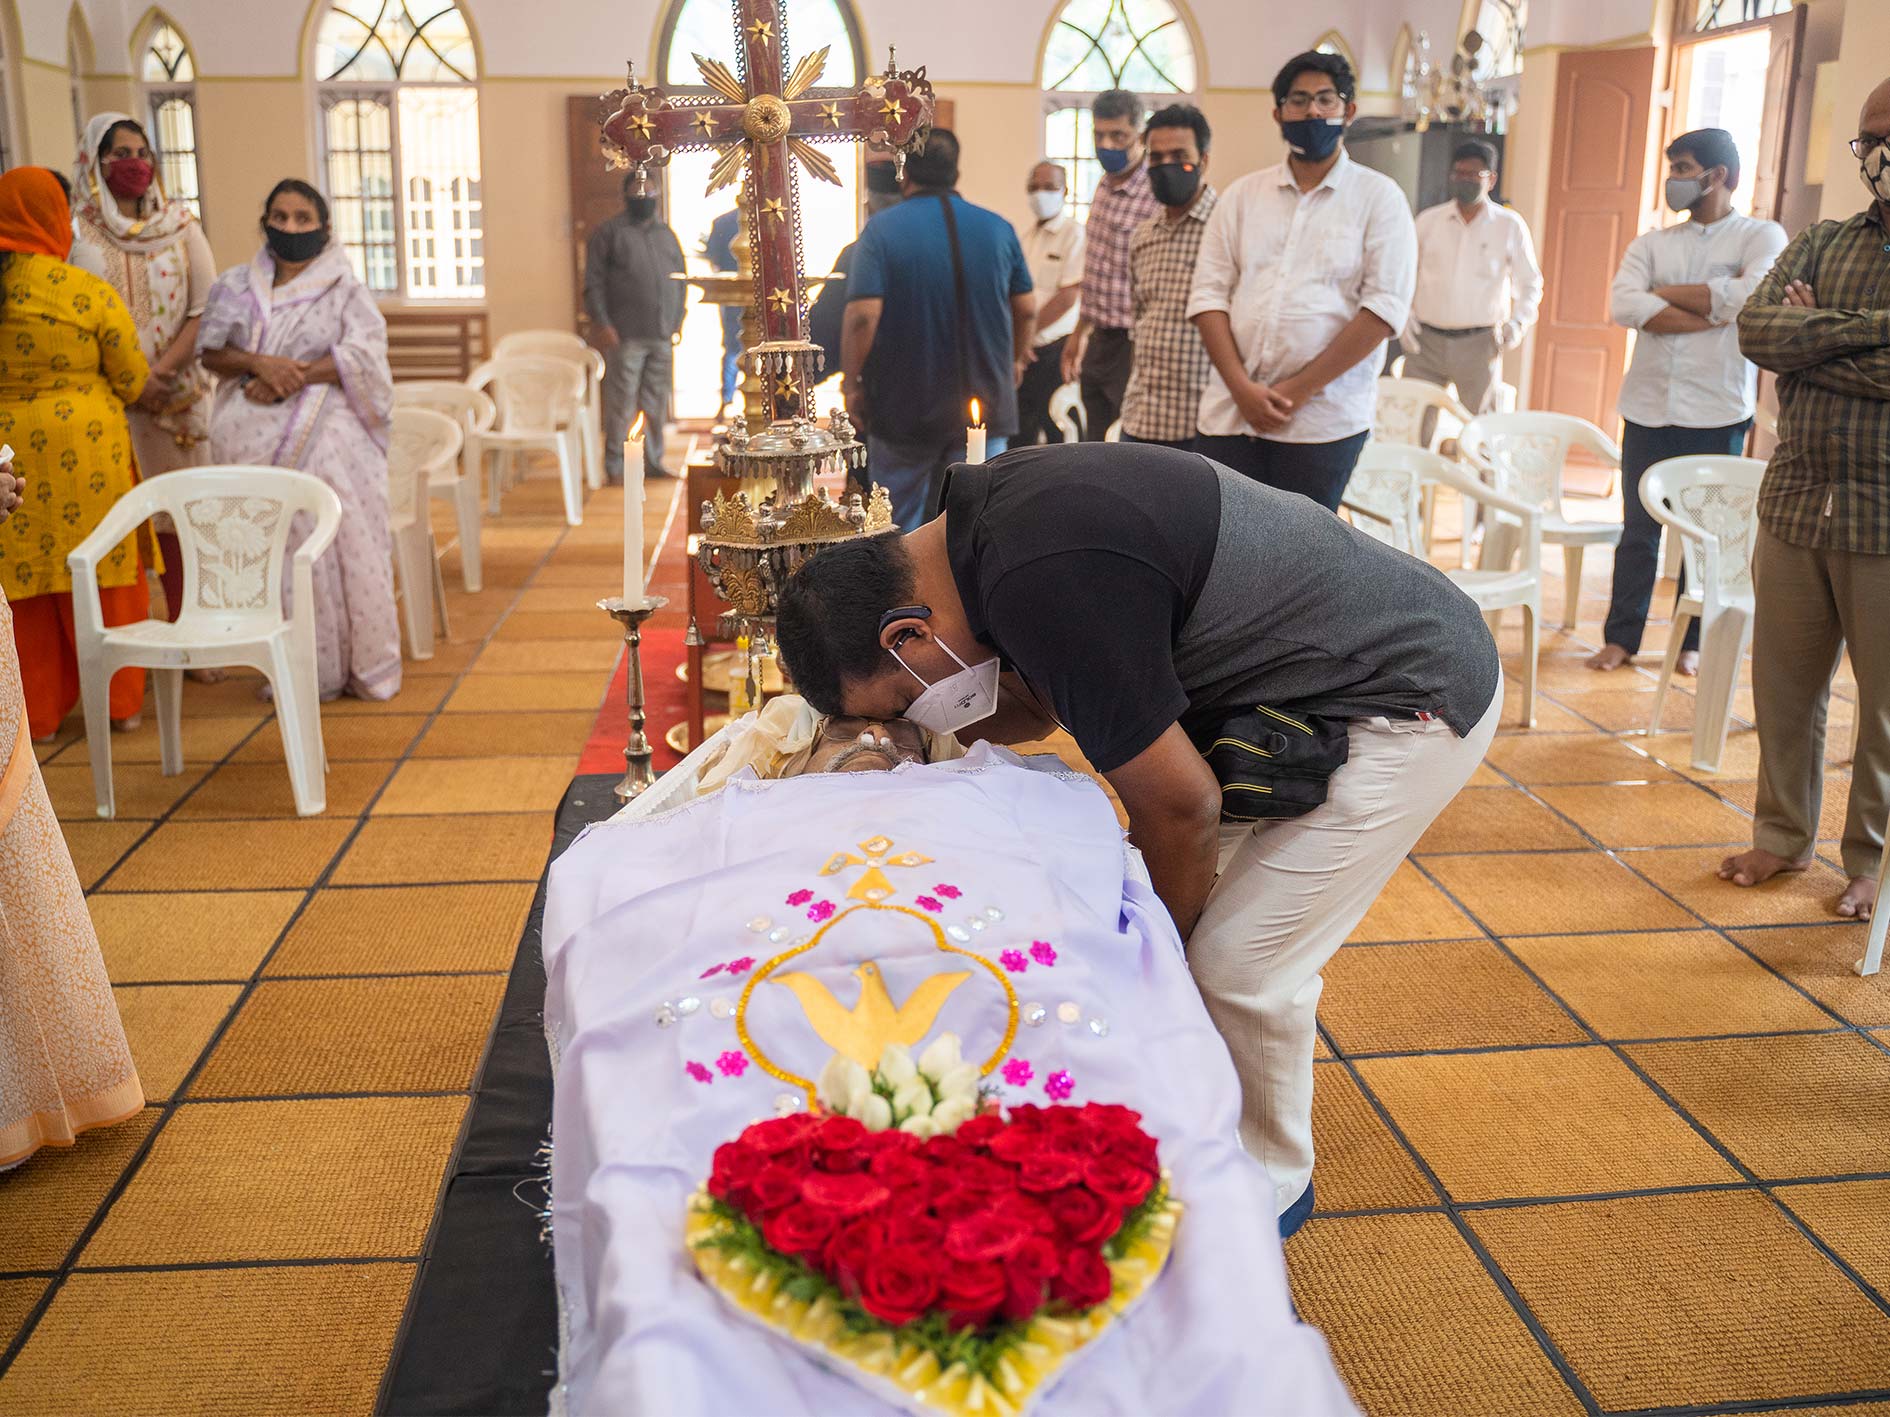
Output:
top-left (382, 305), bottom-right (489, 382)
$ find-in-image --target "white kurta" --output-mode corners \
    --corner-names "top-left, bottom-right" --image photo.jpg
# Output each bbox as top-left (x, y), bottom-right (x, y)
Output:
top-left (543, 748), bottom-right (1359, 1416)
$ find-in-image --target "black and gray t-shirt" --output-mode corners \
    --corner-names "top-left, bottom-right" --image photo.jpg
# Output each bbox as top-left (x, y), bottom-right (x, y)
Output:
top-left (941, 443), bottom-right (1501, 774)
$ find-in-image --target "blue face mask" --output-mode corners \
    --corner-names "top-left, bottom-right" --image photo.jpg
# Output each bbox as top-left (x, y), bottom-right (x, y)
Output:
top-left (1280, 116), bottom-right (1346, 161)
top-left (1095, 144), bottom-right (1133, 175)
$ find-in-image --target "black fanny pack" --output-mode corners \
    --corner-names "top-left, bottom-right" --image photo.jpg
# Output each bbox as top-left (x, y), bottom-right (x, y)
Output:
top-left (1202, 706), bottom-right (1351, 822)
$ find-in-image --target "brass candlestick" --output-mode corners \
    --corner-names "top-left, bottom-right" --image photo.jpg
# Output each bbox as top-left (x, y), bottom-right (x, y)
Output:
top-left (598, 594), bottom-right (669, 801)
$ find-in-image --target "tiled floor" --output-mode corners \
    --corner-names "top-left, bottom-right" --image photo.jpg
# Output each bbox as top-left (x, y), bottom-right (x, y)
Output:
top-left (3, 474), bottom-right (1887, 1417)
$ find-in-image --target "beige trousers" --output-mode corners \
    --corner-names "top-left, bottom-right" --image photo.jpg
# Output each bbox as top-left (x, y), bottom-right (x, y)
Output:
top-left (1187, 683), bottom-right (1502, 1214)
top-left (1751, 527), bottom-right (1890, 879)
top-left (1403, 324), bottom-right (1504, 417)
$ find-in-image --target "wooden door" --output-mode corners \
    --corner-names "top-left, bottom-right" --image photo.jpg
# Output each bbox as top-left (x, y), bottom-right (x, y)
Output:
top-left (1529, 46), bottom-right (1658, 427)
top-left (568, 95), bottom-right (632, 342)
top-left (1749, 5), bottom-right (1808, 223)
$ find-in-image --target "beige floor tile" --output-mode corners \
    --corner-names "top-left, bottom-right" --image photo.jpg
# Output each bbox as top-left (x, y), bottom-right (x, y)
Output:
top-left (91, 891), bottom-right (304, 983)
top-left (1322, 939), bottom-right (1586, 1053)
top-left (1533, 782), bottom-right (1755, 848)
top-left (323, 677), bottom-right (453, 715)
top-left (57, 820), bottom-right (152, 889)
top-left (1286, 1213), bottom-right (1587, 1417)
top-left (1734, 925), bottom-right (1890, 1027)
top-left (1469, 1191), bottom-right (1890, 1410)
top-left (491, 609), bottom-right (613, 640)
top-left (410, 710), bottom-right (594, 759)
top-left (0, 1110), bottom-right (160, 1268)
top-left (170, 760), bottom-right (394, 820)
top-left (97, 713), bottom-right (266, 765)
top-left (113, 984), bottom-right (242, 1100)
top-left (1358, 1046), bottom-right (1737, 1201)
top-left (1717, 773), bottom-right (1856, 845)
top-left (228, 713), bottom-right (428, 764)
top-left (1626, 1034), bottom-right (1890, 1179)
top-left (1423, 851), bottom-right (1697, 936)
top-left (1309, 1066), bottom-right (1438, 1212)
top-left (1344, 861), bottom-right (1482, 943)
top-left (444, 672), bottom-right (609, 712)
top-left (373, 755), bottom-right (573, 814)
top-left (470, 637), bottom-right (622, 674)
top-left (1779, 1179), bottom-right (1890, 1299)
top-left (267, 882), bottom-right (533, 976)
top-left (103, 818), bottom-right (354, 891)
top-left (1413, 787), bottom-right (1590, 854)
top-left (1625, 848), bottom-right (1858, 928)
top-left (1504, 931), bottom-right (1835, 1039)
top-left (1482, 734), bottom-right (1681, 785)
top-left (330, 812), bottom-right (552, 884)
top-left (1540, 685), bottom-right (1709, 734)
top-left (38, 759), bottom-right (210, 821)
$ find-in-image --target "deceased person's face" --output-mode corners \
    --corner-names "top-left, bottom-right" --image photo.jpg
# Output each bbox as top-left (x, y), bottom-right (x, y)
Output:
top-left (805, 717), bottom-right (928, 774)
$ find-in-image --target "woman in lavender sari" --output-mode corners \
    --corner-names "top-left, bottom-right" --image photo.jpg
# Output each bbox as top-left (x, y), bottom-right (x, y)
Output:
top-left (197, 179), bottom-right (400, 701)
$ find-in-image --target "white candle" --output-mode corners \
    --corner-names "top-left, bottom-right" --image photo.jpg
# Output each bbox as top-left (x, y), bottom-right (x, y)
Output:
top-left (965, 399), bottom-right (987, 466)
top-left (623, 413), bottom-right (647, 606)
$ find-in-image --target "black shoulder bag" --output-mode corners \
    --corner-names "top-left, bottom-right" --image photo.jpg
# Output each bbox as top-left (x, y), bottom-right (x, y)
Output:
top-left (1203, 706), bottom-right (1352, 822)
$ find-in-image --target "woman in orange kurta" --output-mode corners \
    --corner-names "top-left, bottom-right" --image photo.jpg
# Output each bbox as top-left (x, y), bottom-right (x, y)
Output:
top-left (0, 454), bottom-right (143, 1171)
top-left (0, 167), bottom-right (155, 740)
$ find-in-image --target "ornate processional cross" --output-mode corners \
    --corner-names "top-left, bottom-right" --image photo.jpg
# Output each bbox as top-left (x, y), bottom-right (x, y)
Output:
top-left (601, 0), bottom-right (935, 423)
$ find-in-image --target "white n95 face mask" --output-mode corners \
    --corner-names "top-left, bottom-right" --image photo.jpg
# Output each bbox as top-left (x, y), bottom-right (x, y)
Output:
top-left (893, 636), bottom-right (1001, 736)
top-left (1027, 190), bottom-right (1063, 221)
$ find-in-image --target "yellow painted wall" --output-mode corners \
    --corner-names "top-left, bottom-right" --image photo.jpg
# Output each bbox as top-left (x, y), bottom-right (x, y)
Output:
top-left (1502, 45), bottom-right (1561, 399)
top-left (192, 77), bottom-right (309, 268)
top-left (81, 71), bottom-right (137, 123)
top-left (19, 56), bottom-right (78, 166)
top-left (1817, 0), bottom-right (1889, 223)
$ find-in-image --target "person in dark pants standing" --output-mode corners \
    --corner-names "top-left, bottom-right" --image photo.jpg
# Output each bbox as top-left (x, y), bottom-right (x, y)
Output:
top-left (1015, 160), bottom-right (1083, 444)
top-left (1590, 129), bottom-right (1785, 676)
top-left (585, 174), bottom-right (685, 483)
top-left (703, 208), bottom-right (743, 419)
top-left (1187, 51), bottom-right (1414, 509)
top-left (1059, 90), bottom-right (1158, 440)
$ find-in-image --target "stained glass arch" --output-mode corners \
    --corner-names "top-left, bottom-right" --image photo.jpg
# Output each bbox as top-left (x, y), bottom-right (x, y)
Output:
top-left (1041, 0), bottom-right (1197, 96)
top-left (316, 0), bottom-right (478, 84)
top-left (658, 0), bottom-right (863, 89)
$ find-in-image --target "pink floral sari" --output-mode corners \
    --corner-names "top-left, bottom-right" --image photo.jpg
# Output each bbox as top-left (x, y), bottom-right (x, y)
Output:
top-left (198, 244), bottom-right (400, 700)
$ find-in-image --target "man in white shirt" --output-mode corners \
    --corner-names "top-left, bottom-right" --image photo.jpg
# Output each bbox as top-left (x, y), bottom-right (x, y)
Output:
top-left (1590, 129), bottom-right (1786, 675)
top-left (1404, 139), bottom-right (1543, 415)
top-left (1187, 50), bottom-right (1416, 510)
top-left (1016, 160), bottom-right (1085, 445)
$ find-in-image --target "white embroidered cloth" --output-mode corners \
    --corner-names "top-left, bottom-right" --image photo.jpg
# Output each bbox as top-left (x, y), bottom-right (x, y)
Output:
top-left (543, 748), bottom-right (1359, 1416)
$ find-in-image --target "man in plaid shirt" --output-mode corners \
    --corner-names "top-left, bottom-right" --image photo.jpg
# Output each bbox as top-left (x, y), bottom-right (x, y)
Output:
top-left (1722, 76), bottom-right (1890, 923)
top-left (1060, 89), bottom-right (1160, 440)
top-left (1121, 104), bottom-right (1217, 451)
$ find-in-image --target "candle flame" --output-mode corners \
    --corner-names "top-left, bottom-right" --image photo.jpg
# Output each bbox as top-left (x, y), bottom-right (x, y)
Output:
top-left (969, 398), bottom-right (981, 426)
top-left (629, 412), bottom-right (647, 439)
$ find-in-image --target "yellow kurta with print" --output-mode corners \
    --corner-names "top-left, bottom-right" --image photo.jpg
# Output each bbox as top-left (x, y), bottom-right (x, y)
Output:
top-left (0, 253), bottom-right (150, 598)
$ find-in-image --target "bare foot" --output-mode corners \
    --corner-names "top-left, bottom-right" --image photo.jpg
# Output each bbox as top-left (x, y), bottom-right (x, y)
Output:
top-left (1585, 644), bottom-right (1632, 672)
top-left (1718, 847), bottom-right (1811, 887)
top-left (1837, 875), bottom-right (1877, 920)
top-left (1676, 650), bottom-right (1699, 677)
top-left (187, 667), bottom-right (226, 685)
top-left (110, 714), bottom-right (142, 734)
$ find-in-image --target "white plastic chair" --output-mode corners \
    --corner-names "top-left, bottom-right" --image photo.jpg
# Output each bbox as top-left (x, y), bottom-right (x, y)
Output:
top-left (1405, 446), bottom-right (1543, 727)
top-left (494, 330), bottom-right (606, 490)
top-left (1639, 455), bottom-right (1765, 771)
top-left (1104, 418), bottom-right (1122, 442)
top-left (67, 467), bottom-right (341, 818)
top-left (1342, 445), bottom-right (1425, 555)
top-left (469, 356), bottom-right (586, 527)
top-left (393, 381), bottom-right (495, 593)
top-left (1375, 377), bottom-right (1476, 558)
top-left (1048, 382), bottom-right (1082, 443)
top-left (388, 407), bottom-right (463, 662)
top-left (1461, 411), bottom-right (1623, 630)
top-left (1861, 844), bottom-right (1886, 978)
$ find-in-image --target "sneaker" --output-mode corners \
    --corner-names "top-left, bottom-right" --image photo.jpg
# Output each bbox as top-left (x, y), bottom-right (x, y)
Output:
top-left (1278, 1178), bottom-right (1316, 1241)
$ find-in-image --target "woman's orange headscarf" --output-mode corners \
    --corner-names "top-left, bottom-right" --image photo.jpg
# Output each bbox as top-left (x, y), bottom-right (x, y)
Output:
top-left (0, 167), bottom-right (73, 259)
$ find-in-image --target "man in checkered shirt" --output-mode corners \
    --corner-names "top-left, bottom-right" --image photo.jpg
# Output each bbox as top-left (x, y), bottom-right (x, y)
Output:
top-left (1120, 103), bottom-right (1217, 451)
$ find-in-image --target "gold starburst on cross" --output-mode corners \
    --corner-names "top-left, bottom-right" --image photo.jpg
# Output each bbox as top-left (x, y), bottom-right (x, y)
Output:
top-left (819, 835), bottom-right (936, 903)
top-left (766, 286), bottom-right (794, 314)
top-left (626, 112), bottom-right (654, 139)
top-left (746, 17), bottom-right (774, 46)
top-left (690, 110), bottom-right (718, 135)
top-left (818, 101), bottom-right (844, 128)
top-left (759, 197), bottom-right (785, 225)
top-left (879, 97), bottom-right (906, 122)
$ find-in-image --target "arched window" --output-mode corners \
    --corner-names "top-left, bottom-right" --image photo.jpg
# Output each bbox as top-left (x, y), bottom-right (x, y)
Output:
top-left (315, 0), bottom-right (481, 299)
top-left (1313, 31), bottom-right (1356, 70)
top-left (140, 17), bottom-right (201, 217)
top-left (1688, 0), bottom-right (1789, 33)
top-left (1040, 0), bottom-right (1197, 223)
top-left (1465, 0), bottom-right (1525, 81)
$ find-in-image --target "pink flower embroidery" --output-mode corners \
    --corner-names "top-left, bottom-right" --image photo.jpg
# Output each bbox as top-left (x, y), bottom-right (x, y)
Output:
top-left (715, 1050), bottom-right (749, 1078)
top-left (1029, 940), bottom-right (1058, 967)
top-left (786, 889), bottom-right (813, 907)
top-left (914, 896), bottom-right (942, 914)
top-left (699, 963), bottom-right (725, 979)
top-left (685, 1061), bottom-right (714, 1084)
top-left (934, 884), bottom-right (962, 899)
top-left (807, 900), bottom-right (835, 923)
top-left (725, 956), bottom-right (755, 975)
top-left (999, 949), bottom-right (1029, 973)
top-left (1001, 1058), bottom-right (1034, 1086)
top-left (1044, 1070), bottom-right (1075, 1101)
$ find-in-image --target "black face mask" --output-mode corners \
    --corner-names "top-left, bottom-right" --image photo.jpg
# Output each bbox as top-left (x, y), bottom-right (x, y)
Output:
top-left (1148, 161), bottom-right (1202, 208)
top-left (626, 197), bottom-right (658, 221)
top-left (265, 225), bottom-right (327, 264)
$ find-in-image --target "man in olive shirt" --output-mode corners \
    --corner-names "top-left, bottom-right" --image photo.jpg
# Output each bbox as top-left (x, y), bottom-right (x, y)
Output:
top-left (1722, 77), bottom-right (1890, 923)
top-left (777, 443), bottom-right (1500, 1237)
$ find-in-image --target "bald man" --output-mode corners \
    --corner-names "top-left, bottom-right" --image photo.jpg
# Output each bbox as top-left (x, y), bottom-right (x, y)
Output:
top-left (1724, 76), bottom-right (1890, 923)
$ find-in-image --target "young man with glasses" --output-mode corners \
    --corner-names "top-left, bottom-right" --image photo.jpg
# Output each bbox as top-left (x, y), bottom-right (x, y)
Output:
top-left (1404, 139), bottom-right (1543, 418)
top-left (1186, 50), bottom-right (1415, 509)
top-left (1721, 78), bottom-right (1890, 926)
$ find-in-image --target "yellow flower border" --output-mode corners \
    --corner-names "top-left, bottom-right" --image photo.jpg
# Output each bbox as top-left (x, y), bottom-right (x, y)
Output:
top-left (685, 1181), bottom-right (1182, 1417)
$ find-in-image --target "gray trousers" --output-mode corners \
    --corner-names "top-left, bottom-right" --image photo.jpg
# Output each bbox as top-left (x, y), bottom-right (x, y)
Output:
top-left (1403, 323), bottom-right (1503, 416)
top-left (1751, 526), bottom-right (1890, 879)
top-left (602, 336), bottom-right (672, 481)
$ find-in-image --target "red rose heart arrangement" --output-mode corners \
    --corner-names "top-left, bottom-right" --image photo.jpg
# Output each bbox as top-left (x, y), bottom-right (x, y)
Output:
top-left (687, 1101), bottom-right (1181, 1416)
